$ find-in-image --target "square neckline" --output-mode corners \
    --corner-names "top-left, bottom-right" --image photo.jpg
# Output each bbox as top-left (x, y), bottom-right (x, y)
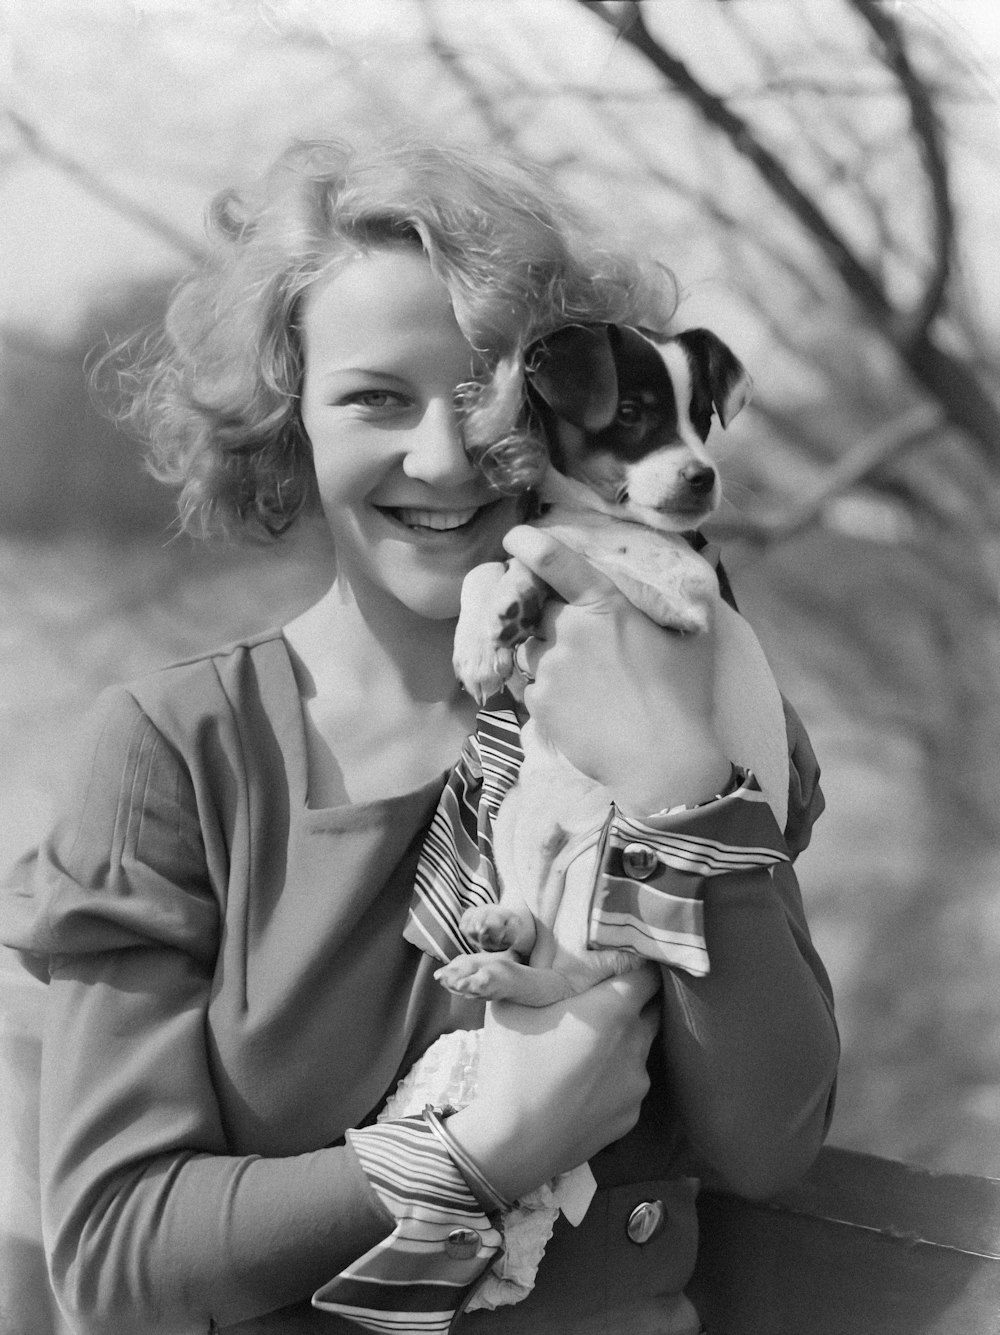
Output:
top-left (268, 629), bottom-right (454, 824)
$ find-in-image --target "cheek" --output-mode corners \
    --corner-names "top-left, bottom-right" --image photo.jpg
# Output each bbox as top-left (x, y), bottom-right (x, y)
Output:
top-left (305, 421), bottom-right (372, 499)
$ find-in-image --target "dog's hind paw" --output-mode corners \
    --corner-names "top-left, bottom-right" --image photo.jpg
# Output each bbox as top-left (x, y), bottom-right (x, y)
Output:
top-left (460, 903), bottom-right (536, 956)
top-left (434, 950), bottom-right (526, 1001)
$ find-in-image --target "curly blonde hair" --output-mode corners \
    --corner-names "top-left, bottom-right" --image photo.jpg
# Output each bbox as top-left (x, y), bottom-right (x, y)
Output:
top-left (105, 136), bottom-right (678, 537)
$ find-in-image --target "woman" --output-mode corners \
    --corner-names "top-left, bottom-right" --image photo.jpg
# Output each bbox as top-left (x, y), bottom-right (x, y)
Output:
top-left (0, 137), bottom-right (838, 1334)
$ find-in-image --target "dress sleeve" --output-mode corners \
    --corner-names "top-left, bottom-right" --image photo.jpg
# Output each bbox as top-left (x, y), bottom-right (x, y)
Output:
top-left (1, 689), bottom-right (393, 1335)
top-left (634, 702), bottom-right (838, 1196)
top-left (312, 1116), bottom-right (503, 1331)
top-left (589, 766), bottom-right (790, 977)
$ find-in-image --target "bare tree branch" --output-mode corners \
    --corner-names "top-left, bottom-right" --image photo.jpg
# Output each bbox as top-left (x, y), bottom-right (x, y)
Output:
top-left (6, 110), bottom-right (205, 265)
top-left (575, 0), bottom-right (896, 324)
top-left (573, 0), bottom-right (1000, 466)
top-left (847, 0), bottom-right (954, 341)
top-left (488, 76), bottom-right (995, 106)
top-left (418, 0), bottom-right (519, 146)
top-left (713, 405), bottom-right (945, 544)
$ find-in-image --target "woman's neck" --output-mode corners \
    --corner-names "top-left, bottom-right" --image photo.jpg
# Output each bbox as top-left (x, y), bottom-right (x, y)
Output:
top-left (284, 576), bottom-right (479, 805)
top-left (286, 574), bottom-right (463, 705)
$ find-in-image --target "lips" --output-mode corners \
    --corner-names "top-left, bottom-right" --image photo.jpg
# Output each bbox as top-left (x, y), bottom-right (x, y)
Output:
top-left (375, 504), bottom-right (490, 533)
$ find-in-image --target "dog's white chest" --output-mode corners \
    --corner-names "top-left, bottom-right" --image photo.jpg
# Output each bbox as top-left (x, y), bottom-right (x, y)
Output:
top-left (491, 720), bottom-right (610, 925)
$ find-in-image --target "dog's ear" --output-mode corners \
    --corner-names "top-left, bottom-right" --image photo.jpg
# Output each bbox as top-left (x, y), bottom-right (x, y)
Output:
top-left (674, 328), bottom-right (753, 431)
top-left (528, 324), bottom-right (619, 431)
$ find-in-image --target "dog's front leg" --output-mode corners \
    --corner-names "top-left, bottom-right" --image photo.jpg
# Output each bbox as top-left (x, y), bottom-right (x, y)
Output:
top-left (452, 558), bottom-right (548, 703)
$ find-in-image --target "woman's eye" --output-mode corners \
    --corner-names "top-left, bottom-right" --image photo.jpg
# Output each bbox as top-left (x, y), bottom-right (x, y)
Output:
top-left (342, 389), bottom-right (407, 410)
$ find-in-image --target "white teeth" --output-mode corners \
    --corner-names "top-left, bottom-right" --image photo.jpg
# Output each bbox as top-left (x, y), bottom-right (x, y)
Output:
top-left (392, 508), bottom-right (479, 531)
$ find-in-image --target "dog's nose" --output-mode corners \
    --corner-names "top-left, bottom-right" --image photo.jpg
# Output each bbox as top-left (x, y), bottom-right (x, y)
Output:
top-left (681, 464), bottom-right (716, 495)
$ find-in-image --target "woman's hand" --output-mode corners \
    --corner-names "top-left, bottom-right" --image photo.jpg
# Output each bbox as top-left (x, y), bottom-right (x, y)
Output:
top-left (503, 525), bottom-right (731, 814)
top-left (447, 967), bottom-right (659, 1203)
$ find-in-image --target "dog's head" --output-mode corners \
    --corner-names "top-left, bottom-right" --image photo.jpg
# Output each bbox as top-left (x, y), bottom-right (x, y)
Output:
top-left (527, 324), bottom-right (752, 530)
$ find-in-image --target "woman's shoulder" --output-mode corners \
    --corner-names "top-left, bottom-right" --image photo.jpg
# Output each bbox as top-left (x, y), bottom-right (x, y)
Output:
top-left (130, 625), bottom-right (288, 688)
top-left (76, 627), bottom-right (301, 799)
top-left (111, 627), bottom-right (294, 727)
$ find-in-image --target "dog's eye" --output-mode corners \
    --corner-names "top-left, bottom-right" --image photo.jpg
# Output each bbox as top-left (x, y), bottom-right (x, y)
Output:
top-left (615, 398), bottom-right (643, 426)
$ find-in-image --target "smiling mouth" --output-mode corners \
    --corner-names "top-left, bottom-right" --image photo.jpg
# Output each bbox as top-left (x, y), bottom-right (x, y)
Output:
top-left (376, 505), bottom-right (486, 533)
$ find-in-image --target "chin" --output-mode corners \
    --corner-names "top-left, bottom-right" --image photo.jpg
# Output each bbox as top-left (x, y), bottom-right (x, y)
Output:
top-left (378, 544), bottom-right (508, 624)
top-left (390, 577), bottom-right (467, 623)
top-left (409, 599), bottom-right (463, 622)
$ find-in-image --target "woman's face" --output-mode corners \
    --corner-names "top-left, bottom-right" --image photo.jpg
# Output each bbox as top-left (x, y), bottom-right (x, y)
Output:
top-left (299, 246), bottom-right (520, 621)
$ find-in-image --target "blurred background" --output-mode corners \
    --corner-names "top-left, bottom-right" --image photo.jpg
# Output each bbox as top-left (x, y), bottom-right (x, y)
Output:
top-left (2, 0), bottom-right (999, 1178)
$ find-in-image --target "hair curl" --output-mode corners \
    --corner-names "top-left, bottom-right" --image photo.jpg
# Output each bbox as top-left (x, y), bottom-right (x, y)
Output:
top-left (101, 136), bottom-right (678, 537)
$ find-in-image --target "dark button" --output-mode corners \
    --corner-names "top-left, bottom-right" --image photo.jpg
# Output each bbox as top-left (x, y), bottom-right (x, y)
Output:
top-left (445, 1227), bottom-right (481, 1260)
top-left (622, 842), bottom-right (659, 881)
top-left (626, 1199), bottom-right (666, 1245)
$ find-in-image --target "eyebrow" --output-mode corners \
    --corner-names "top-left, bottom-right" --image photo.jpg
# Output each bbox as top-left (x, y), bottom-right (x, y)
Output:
top-left (317, 366), bottom-right (408, 388)
top-left (322, 365), bottom-right (403, 377)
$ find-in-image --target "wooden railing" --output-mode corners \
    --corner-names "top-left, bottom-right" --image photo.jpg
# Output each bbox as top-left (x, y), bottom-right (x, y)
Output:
top-left (690, 1145), bottom-right (1000, 1333)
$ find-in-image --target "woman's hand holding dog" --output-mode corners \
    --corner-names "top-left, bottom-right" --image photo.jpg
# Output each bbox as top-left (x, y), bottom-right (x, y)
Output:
top-left (503, 525), bottom-right (732, 816)
top-left (446, 968), bottom-right (659, 1203)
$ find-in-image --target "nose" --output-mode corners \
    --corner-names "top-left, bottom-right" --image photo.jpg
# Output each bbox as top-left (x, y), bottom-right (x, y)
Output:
top-left (402, 399), bottom-right (477, 486)
top-left (680, 463), bottom-right (716, 496)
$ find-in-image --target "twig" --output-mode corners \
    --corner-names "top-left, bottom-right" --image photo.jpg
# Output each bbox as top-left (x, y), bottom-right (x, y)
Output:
top-left (846, 0), bottom-right (954, 342)
top-left (713, 406), bottom-right (945, 544)
top-left (574, 0), bottom-right (1000, 464)
top-left (417, 0), bottom-right (519, 147)
top-left (575, 0), bottom-right (895, 325)
top-left (6, 109), bottom-right (205, 264)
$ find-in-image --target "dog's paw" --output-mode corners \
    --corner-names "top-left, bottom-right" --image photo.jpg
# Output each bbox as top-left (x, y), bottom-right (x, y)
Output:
top-left (452, 637), bottom-right (515, 705)
top-left (660, 597), bottom-right (712, 636)
top-left (459, 904), bottom-right (536, 955)
top-left (434, 951), bottom-right (526, 1001)
top-left (495, 585), bottom-right (546, 648)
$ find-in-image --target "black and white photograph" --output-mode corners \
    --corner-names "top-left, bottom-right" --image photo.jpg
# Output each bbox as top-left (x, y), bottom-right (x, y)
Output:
top-left (2, 2), bottom-right (999, 1331)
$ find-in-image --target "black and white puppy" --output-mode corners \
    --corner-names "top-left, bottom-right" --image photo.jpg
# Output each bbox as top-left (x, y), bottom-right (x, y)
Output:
top-left (453, 324), bottom-right (752, 703)
top-left (439, 325), bottom-right (754, 1006)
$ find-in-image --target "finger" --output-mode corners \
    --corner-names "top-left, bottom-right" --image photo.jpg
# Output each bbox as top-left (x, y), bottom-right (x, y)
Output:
top-left (502, 526), bottom-right (618, 608)
top-left (513, 635), bottom-right (545, 681)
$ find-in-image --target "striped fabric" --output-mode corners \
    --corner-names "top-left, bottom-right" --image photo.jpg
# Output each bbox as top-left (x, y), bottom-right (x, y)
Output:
top-left (406, 705), bottom-right (789, 979)
top-left (590, 777), bottom-right (789, 976)
top-left (312, 1117), bottom-right (502, 1331)
top-left (403, 704), bottom-right (523, 965)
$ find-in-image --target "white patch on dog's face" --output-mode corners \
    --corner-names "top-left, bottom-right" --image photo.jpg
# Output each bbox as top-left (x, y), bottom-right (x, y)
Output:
top-left (621, 442), bottom-right (720, 531)
top-left (608, 339), bottom-right (721, 529)
top-left (655, 341), bottom-right (703, 451)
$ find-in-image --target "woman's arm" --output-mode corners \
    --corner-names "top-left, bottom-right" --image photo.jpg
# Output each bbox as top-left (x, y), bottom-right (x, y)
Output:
top-left (657, 857), bottom-right (838, 1199)
top-left (500, 526), bottom-right (839, 1198)
top-left (39, 952), bottom-right (394, 1334)
top-left (5, 691), bottom-right (393, 1334)
top-left (599, 720), bottom-right (837, 1199)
